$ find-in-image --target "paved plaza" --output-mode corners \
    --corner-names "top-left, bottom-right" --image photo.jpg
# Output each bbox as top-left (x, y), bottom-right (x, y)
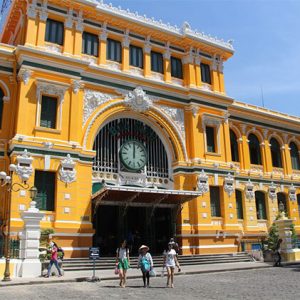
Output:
top-left (1, 266), bottom-right (300, 300)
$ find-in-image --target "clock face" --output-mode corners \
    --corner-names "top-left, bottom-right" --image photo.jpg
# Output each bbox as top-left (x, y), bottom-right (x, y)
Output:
top-left (119, 141), bottom-right (147, 171)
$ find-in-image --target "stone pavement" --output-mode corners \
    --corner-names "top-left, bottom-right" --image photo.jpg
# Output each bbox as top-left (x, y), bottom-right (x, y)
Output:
top-left (0, 261), bottom-right (274, 287)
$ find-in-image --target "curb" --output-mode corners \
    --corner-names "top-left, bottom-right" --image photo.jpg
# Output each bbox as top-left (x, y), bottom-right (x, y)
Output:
top-left (0, 264), bottom-right (273, 287)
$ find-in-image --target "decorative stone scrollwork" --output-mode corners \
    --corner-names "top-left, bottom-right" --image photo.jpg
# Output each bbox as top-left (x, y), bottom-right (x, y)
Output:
top-left (15, 150), bottom-right (34, 182)
top-left (59, 154), bottom-right (76, 184)
top-left (268, 182), bottom-right (277, 202)
top-left (27, 1), bottom-right (37, 18)
top-left (72, 80), bottom-right (83, 95)
top-left (289, 184), bottom-right (296, 201)
top-left (124, 87), bottom-right (153, 113)
top-left (36, 81), bottom-right (68, 103)
top-left (224, 173), bottom-right (234, 197)
top-left (197, 170), bottom-right (209, 196)
top-left (245, 179), bottom-right (254, 201)
top-left (18, 69), bottom-right (33, 85)
top-left (83, 90), bottom-right (116, 126)
top-left (159, 105), bottom-right (185, 140)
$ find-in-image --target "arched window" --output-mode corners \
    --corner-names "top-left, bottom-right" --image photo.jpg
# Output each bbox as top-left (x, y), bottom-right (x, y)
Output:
top-left (290, 142), bottom-right (300, 170)
top-left (278, 192), bottom-right (287, 215)
top-left (230, 130), bottom-right (239, 162)
top-left (248, 134), bottom-right (262, 165)
top-left (255, 191), bottom-right (267, 220)
top-left (0, 88), bottom-right (3, 129)
top-left (270, 138), bottom-right (282, 168)
top-left (235, 190), bottom-right (243, 219)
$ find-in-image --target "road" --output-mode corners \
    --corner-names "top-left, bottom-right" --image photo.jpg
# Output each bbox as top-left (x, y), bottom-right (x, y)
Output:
top-left (1, 266), bottom-right (300, 300)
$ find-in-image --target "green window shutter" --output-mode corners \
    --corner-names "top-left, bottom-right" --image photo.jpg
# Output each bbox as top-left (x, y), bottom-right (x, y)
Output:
top-left (248, 134), bottom-right (262, 165)
top-left (171, 57), bottom-right (183, 79)
top-left (206, 126), bottom-right (216, 153)
top-left (45, 19), bottom-right (64, 45)
top-left (151, 51), bottom-right (163, 74)
top-left (130, 45), bottom-right (143, 68)
top-left (290, 142), bottom-right (300, 170)
top-left (200, 63), bottom-right (211, 84)
top-left (40, 96), bottom-right (57, 129)
top-left (255, 192), bottom-right (266, 220)
top-left (0, 89), bottom-right (3, 129)
top-left (34, 171), bottom-right (55, 211)
top-left (82, 32), bottom-right (99, 57)
top-left (107, 39), bottom-right (122, 62)
top-left (230, 130), bottom-right (239, 162)
top-left (236, 190), bottom-right (243, 219)
top-left (210, 186), bottom-right (221, 217)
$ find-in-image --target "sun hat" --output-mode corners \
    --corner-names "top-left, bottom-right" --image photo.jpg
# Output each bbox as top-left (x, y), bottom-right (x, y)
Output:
top-left (139, 245), bottom-right (149, 251)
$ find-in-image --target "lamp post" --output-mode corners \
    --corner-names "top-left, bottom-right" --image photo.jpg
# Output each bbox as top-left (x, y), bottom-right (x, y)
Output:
top-left (0, 163), bottom-right (36, 281)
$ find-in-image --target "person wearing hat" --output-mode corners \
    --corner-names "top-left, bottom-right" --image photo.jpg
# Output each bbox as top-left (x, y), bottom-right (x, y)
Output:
top-left (137, 245), bottom-right (153, 288)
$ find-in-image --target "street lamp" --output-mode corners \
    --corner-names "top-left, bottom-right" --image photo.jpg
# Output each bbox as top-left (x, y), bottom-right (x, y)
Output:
top-left (0, 162), bottom-right (36, 281)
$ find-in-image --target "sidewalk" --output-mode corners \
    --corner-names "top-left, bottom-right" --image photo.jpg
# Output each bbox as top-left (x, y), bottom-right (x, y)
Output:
top-left (0, 261), bottom-right (274, 287)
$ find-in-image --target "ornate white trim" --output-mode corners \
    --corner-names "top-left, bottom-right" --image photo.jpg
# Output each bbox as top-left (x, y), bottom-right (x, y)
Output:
top-left (83, 89), bottom-right (116, 126)
top-left (124, 87), bottom-right (153, 113)
top-left (27, 2), bottom-right (37, 19)
top-left (45, 44), bottom-right (62, 54)
top-left (15, 149), bottom-right (34, 182)
top-left (224, 173), bottom-right (234, 197)
top-left (245, 179), bottom-right (254, 201)
top-left (0, 79), bottom-right (10, 102)
top-left (18, 68), bottom-right (33, 85)
top-left (268, 182), bottom-right (277, 201)
top-left (289, 184), bottom-right (297, 201)
top-left (94, 1), bottom-right (234, 51)
top-left (158, 105), bottom-right (185, 141)
top-left (72, 80), bottom-right (83, 95)
top-left (59, 154), bottom-right (76, 184)
top-left (197, 170), bottom-right (209, 195)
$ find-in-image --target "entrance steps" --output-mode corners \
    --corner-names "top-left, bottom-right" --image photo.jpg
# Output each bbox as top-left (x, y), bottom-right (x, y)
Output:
top-left (62, 252), bottom-right (254, 272)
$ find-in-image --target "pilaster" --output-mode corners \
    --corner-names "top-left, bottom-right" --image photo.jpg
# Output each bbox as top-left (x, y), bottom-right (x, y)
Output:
top-left (144, 40), bottom-right (151, 77)
top-left (64, 11), bottom-right (74, 55)
top-left (122, 32), bottom-right (130, 72)
top-left (74, 12), bottom-right (84, 57)
top-left (163, 49), bottom-right (171, 83)
top-left (195, 55), bottom-right (201, 87)
top-left (211, 58), bottom-right (220, 92)
top-left (99, 24), bottom-right (107, 65)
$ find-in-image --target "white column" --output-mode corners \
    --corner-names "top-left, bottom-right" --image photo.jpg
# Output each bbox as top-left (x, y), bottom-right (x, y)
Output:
top-left (19, 202), bottom-right (44, 278)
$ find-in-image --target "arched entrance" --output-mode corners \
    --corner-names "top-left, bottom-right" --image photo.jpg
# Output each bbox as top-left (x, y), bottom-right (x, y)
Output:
top-left (92, 117), bottom-right (174, 255)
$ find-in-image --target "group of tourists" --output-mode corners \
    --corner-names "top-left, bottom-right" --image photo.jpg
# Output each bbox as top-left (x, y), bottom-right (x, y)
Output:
top-left (115, 238), bottom-right (181, 288)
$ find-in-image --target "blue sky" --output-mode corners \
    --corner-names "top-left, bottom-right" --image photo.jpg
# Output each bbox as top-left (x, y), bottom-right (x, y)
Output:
top-left (103, 0), bottom-right (300, 117)
top-left (1, 0), bottom-right (299, 117)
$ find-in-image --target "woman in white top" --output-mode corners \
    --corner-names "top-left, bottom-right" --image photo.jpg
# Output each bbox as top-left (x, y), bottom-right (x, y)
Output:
top-left (116, 240), bottom-right (130, 288)
top-left (163, 242), bottom-right (180, 288)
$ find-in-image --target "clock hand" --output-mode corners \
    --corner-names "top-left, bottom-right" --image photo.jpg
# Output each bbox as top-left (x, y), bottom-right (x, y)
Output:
top-left (133, 143), bottom-right (135, 159)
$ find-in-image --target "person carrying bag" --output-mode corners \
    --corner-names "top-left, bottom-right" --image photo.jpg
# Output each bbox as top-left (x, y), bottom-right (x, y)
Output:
top-left (137, 245), bottom-right (153, 288)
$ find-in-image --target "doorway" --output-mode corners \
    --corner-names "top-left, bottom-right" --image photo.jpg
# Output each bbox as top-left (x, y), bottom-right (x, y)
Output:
top-left (93, 205), bottom-right (174, 256)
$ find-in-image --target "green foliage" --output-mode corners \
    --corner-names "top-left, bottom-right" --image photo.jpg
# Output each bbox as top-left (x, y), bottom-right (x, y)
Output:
top-left (39, 228), bottom-right (55, 261)
top-left (266, 215), bottom-right (298, 251)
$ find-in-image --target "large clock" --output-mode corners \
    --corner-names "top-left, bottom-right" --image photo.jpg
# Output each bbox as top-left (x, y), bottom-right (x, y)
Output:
top-left (119, 140), bottom-right (147, 171)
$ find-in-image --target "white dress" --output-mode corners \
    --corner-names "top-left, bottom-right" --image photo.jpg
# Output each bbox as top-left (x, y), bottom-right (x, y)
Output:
top-left (164, 249), bottom-right (177, 268)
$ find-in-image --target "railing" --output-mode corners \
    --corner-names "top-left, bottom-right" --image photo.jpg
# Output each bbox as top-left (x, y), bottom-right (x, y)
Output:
top-left (0, 238), bottom-right (20, 259)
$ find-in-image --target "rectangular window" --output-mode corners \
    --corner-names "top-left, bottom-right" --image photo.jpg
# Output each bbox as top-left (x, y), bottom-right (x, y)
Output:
top-left (130, 45), bottom-right (143, 68)
top-left (171, 57), bottom-right (183, 79)
top-left (298, 195), bottom-right (300, 218)
top-left (107, 38), bottom-right (122, 62)
top-left (151, 51), bottom-right (164, 74)
top-left (34, 171), bottom-right (56, 211)
top-left (210, 186), bottom-right (221, 217)
top-left (82, 32), bottom-right (99, 57)
top-left (0, 89), bottom-right (3, 129)
top-left (200, 63), bottom-right (211, 84)
top-left (40, 96), bottom-right (57, 129)
top-left (206, 126), bottom-right (216, 152)
top-left (236, 190), bottom-right (244, 219)
top-left (45, 19), bottom-right (64, 45)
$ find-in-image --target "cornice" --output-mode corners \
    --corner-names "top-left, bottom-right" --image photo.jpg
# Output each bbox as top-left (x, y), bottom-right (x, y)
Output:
top-left (77, 0), bottom-right (234, 54)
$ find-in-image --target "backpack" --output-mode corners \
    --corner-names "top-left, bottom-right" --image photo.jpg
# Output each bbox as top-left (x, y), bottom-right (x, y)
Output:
top-left (141, 256), bottom-right (150, 272)
top-left (57, 247), bottom-right (65, 260)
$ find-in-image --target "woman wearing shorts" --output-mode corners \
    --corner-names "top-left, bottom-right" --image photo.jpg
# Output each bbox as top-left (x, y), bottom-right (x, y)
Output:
top-left (116, 240), bottom-right (130, 287)
top-left (163, 242), bottom-right (180, 288)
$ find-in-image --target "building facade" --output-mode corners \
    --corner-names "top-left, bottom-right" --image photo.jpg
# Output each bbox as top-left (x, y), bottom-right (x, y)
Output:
top-left (0, 0), bottom-right (300, 258)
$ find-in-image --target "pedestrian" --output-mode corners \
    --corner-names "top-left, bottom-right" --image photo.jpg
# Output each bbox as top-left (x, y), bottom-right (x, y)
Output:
top-left (137, 245), bottom-right (153, 288)
top-left (274, 238), bottom-right (283, 267)
top-left (116, 240), bottom-right (130, 287)
top-left (45, 241), bottom-right (62, 277)
top-left (169, 237), bottom-right (179, 254)
top-left (163, 242), bottom-right (180, 288)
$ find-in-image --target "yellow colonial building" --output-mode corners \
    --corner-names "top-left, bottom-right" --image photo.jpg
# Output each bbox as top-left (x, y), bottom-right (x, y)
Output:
top-left (0, 0), bottom-right (300, 258)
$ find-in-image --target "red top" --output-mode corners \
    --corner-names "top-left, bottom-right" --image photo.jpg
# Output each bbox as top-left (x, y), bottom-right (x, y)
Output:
top-left (51, 246), bottom-right (58, 260)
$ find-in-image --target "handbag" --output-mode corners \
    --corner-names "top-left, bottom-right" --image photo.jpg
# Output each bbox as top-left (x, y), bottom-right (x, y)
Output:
top-left (149, 269), bottom-right (156, 277)
top-left (114, 266), bottom-right (119, 275)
